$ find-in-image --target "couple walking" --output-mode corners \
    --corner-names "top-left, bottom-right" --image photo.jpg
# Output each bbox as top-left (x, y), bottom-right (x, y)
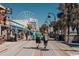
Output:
top-left (35, 30), bottom-right (48, 49)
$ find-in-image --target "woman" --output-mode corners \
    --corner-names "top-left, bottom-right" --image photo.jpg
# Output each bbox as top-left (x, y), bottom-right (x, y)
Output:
top-left (43, 30), bottom-right (49, 48)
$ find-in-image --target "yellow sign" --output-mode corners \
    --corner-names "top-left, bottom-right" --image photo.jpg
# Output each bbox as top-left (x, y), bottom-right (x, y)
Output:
top-left (27, 23), bottom-right (32, 29)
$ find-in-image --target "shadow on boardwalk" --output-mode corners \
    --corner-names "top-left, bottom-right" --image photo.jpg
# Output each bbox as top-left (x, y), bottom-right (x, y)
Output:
top-left (23, 47), bottom-right (49, 51)
top-left (60, 41), bottom-right (79, 47)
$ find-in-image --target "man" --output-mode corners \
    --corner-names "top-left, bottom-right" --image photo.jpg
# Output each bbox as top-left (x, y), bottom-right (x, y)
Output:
top-left (43, 30), bottom-right (49, 48)
top-left (35, 30), bottom-right (42, 48)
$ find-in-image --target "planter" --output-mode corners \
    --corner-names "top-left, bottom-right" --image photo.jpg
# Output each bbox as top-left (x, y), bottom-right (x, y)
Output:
top-left (0, 36), bottom-right (4, 44)
top-left (65, 35), bottom-right (77, 43)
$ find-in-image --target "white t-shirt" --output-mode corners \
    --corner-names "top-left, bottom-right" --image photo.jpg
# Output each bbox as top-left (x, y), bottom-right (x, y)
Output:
top-left (44, 33), bottom-right (48, 41)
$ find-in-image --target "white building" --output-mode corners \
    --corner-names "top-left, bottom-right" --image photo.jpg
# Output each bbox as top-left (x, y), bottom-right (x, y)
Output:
top-left (13, 18), bottom-right (38, 30)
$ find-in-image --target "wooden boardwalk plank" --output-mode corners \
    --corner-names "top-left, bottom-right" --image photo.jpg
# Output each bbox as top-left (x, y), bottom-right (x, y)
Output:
top-left (0, 40), bottom-right (79, 56)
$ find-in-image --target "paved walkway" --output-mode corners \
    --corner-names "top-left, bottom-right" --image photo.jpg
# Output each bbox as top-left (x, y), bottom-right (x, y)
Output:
top-left (0, 40), bottom-right (79, 56)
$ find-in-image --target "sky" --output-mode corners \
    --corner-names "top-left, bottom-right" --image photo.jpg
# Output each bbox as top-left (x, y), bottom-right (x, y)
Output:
top-left (2, 3), bottom-right (60, 26)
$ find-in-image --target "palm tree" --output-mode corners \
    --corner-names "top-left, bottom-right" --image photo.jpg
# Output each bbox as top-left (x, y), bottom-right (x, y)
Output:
top-left (58, 3), bottom-right (79, 44)
top-left (58, 4), bottom-right (72, 43)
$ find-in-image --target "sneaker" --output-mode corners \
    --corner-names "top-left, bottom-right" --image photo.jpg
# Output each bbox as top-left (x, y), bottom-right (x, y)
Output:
top-left (36, 46), bottom-right (38, 49)
top-left (44, 46), bottom-right (46, 49)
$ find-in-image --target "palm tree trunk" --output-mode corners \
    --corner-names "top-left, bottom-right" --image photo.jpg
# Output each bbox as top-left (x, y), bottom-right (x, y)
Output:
top-left (76, 24), bottom-right (79, 42)
top-left (67, 23), bottom-right (70, 44)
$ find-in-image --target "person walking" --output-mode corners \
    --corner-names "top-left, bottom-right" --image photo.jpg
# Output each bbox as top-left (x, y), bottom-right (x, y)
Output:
top-left (43, 30), bottom-right (49, 49)
top-left (25, 31), bottom-right (28, 40)
top-left (35, 30), bottom-right (42, 48)
top-left (27, 30), bottom-right (32, 40)
top-left (32, 30), bottom-right (36, 40)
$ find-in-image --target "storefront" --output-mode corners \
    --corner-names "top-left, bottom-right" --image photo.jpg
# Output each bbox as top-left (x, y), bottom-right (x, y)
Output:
top-left (0, 4), bottom-right (11, 43)
top-left (0, 4), bottom-right (27, 42)
top-left (6, 20), bottom-right (26, 41)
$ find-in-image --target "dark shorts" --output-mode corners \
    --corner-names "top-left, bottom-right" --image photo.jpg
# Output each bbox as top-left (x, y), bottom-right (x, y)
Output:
top-left (44, 40), bottom-right (48, 44)
top-left (42, 36), bottom-right (48, 44)
top-left (36, 37), bottom-right (41, 43)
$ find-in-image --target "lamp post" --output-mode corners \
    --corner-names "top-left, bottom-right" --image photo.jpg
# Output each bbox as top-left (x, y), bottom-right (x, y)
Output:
top-left (47, 12), bottom-right (56, 31)
top-left (46, 12), bottom-right (57, 39)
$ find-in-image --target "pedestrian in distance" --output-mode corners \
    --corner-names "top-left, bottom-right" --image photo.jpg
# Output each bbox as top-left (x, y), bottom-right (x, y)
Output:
top-left (32, 30), bottom-right (36, 40)
top-left (27, 30), bottom-right (32, 41)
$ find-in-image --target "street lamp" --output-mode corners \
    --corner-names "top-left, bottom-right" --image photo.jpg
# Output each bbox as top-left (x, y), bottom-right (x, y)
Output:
top-left (47, 12), bottom-right (57, 39)
top-left (47, 13), bottom-right (56, 32)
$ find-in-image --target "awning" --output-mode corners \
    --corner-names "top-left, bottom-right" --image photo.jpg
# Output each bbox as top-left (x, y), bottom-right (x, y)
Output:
top-left (11, 23), bottom-right (25, 29)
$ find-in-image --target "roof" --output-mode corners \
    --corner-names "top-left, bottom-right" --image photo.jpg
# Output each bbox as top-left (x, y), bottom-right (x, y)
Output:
top-left (0, 4), bottom-right (5, 10)
top-left (8, 20), bottom-right (26, 29)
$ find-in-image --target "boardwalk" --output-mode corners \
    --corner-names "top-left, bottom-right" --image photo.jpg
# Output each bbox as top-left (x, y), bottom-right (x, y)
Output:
top-left (0, 40), bottom-right (79, 56)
